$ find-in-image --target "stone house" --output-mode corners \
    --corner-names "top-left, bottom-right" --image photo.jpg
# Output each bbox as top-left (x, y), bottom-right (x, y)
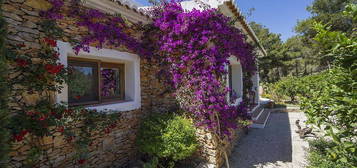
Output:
top-left (2, 0), bottom-right (268, 167)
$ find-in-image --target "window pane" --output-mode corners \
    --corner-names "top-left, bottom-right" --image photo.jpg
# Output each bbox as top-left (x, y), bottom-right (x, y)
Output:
top-left (100, 66), bottom-right (123, 100)
top-left (68, 61), bottom-right (99, 105)
top-left (228, 65), bottom-right (233, 97)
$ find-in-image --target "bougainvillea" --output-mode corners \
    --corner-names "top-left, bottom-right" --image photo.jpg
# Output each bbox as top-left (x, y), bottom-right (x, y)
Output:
top-left (101, 69), bottom-right (118, 97)
top-left (42, 0), bottom-right (257, 137)
top-left (70, 0), bottom-right (151, 57)
top-left (42, 0), bottom-right (153, 56)
top-left (143, 2), bottom-right (257, 137)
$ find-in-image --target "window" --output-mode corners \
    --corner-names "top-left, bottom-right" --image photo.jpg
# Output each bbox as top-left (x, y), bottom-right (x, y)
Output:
top-left (68, 58), bottom-right (125, 106)
top-left (56, 41), bottom-right (141, 112)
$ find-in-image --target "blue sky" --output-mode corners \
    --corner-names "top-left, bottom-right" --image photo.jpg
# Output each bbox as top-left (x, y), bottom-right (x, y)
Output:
top-left (236, 0), bottom-right (314, 41)
top-left (134, 0), bottom-right (314, 41)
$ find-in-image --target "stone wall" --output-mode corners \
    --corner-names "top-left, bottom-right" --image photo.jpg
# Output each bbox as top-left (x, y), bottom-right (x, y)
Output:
top-left (2, 0), bottom-right (177, 167)
top-left (195, 127), bottom-right (245, 168)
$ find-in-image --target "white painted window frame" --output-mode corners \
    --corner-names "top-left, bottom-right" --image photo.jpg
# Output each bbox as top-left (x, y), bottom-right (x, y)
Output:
top-left (227, 56), bottom-right (243, 106)
top-left (56, 41), bottom-right (141, 112)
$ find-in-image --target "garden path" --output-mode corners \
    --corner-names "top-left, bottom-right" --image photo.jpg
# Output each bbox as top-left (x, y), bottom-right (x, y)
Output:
top-left (229, 110), bottom-right (309, 168)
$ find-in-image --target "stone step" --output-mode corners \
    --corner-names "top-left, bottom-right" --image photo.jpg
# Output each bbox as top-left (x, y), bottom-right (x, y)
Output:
top-left (251, 108), bottom-right (271, 129)
top-left (250, 104), bottom-right (265, 120)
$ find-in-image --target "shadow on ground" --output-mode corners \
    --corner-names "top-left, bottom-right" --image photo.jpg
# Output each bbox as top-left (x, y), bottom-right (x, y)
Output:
top-left (229, 111), bottom-right (292, 168)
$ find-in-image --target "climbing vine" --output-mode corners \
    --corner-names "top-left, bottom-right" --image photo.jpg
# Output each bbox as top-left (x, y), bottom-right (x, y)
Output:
top-left (142, 4), bottom-right (257, 167)
top-left (144, 2), bottom-right (257, 137)
top-left (40, 0), bottom-right (150, 56)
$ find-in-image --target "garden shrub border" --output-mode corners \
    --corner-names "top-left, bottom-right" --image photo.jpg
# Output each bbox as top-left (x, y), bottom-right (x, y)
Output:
top-left (136, 112), bottom-right (198, 167)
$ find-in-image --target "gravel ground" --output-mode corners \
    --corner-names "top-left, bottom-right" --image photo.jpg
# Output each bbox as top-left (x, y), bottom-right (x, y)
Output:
top-left (228, 111), bottom-right (309, 168)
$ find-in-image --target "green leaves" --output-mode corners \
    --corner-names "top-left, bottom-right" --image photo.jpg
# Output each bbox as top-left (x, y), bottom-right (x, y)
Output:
top-left (268, 67), bottom-right (356, 166)
top-left (307, 138), bottom-right (354, 168)
top-left (300, 69), bottom-right (357, 166)
top-left (136, 113), bottom-right (198, 167)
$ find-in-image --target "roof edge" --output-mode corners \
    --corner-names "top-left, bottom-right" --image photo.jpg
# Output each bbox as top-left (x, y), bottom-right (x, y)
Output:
top-left (224, 0), bottom-right (267, 56)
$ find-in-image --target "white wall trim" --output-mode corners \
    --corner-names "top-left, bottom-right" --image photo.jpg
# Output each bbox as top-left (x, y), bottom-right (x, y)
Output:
top-left (226, 56), bottom-right (244, 106)
top-left (84, 0), bottom-right (151, 24)
top-left (56, 41), bottom-right (141, 112)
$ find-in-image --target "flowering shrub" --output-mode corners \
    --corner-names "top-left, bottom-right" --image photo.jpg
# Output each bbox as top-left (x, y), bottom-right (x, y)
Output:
top-left (41, 0), bottom-right (151, 57)
top-left (143, 2), bottom-right (257, 137)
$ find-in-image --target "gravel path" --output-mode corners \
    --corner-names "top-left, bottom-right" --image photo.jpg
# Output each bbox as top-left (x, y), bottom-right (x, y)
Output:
top-left (229, 111), bottom-right (309, 168)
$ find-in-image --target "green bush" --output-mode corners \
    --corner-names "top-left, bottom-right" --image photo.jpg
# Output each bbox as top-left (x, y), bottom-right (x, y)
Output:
top-left (262, 76), bottom-right (302, 103)
top-left (307, 139), bottom-right (352, 168)
top-left (274, 76), bottom-right (301, 102)
top-left (264, 68), bottom-right (356, 166)
top-left (300, 68), bottom-right (357, 166)
top-left (137, 113), bottom-right (198, 167)
top-left (261, 82), bottom-right (286, 103)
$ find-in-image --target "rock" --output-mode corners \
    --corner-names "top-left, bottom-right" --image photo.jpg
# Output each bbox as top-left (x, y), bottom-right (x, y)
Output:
top-left (22, 92), bottom-right (40, 105)
top-left (53, 136), bottom-right (65, 148)
top-left (24, 0), bottom-right (52, 10)
top-left (7, 35), bottom-right (25, 42)
top-left (16, 26), bottom-right (40, 35)
top-left (3, 12), bottom-right (23, 21)
top-left (23, 15), bottom-right (41, 23)
top-left (2, 4), bottom-right (25, 15)
top-left (43, 136), bottom-right (53, 145)
top-left (22, 21), bottom-right (37, 28)
top-left (13, 155), bottom-right (27, 161)
top-left (20, 4), bottom-right (34, 11)
top-left (21, 8), bottom-right (40, 16)
top-left (10, 0), bottom-right (25, 3)
top-left (4, 17), bottom-right (22, 26)
top-left (18, 145), bottom-right (31, 153)
top-left (24, 41), bottom-right (41, 49)
top-left (18, 32), bottom-right (36, 42)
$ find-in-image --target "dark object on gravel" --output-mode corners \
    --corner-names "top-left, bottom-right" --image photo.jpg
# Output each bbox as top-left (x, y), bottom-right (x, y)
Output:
top-left (295, 120), bottom-right (315, 139)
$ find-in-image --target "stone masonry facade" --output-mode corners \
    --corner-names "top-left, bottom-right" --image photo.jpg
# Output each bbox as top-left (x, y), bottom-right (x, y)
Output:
top-left (2, 0), bottom-right (177, 167)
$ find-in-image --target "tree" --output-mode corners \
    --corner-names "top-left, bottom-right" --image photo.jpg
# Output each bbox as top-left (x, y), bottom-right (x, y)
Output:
top-left (250, 22), bottom-right (315, 82)
top-left (282, 36), bottom-right (315, 76)
top-left (296, 0), bottom-right (355, 37)
top-left (249, 22), bottom-right (284, 82)
top-left (295, 0), bottom-right (355, 67)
